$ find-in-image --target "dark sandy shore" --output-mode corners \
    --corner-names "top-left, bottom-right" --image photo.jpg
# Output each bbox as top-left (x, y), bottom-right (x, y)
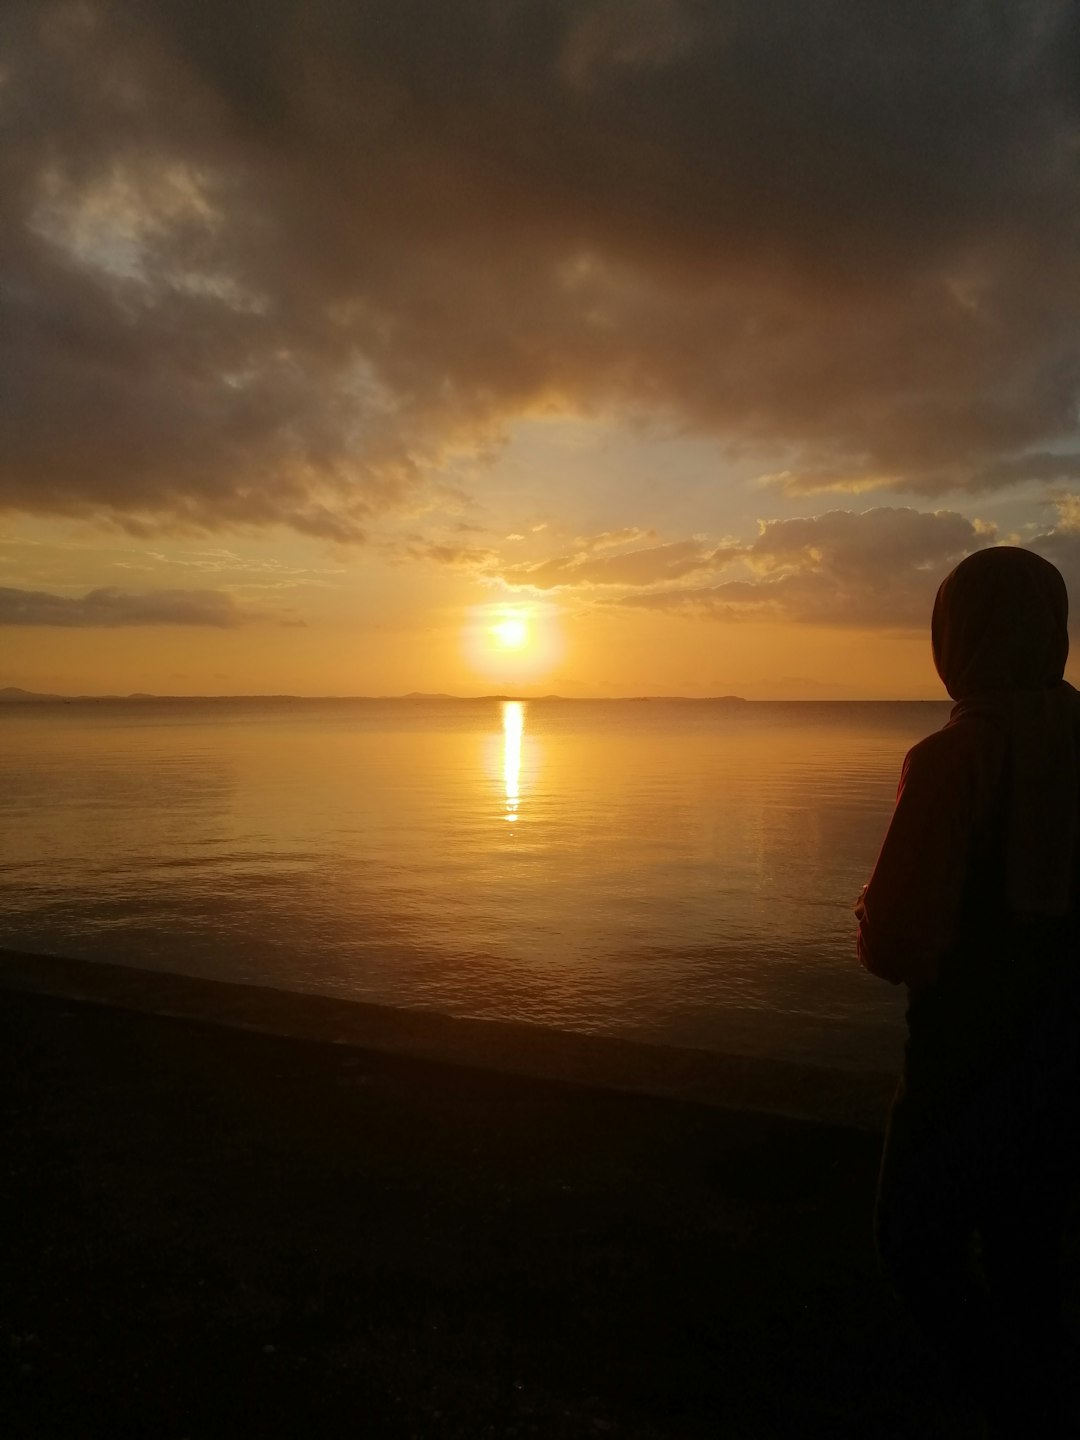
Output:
top-left (0, 955), bottom-right (1015, 1438)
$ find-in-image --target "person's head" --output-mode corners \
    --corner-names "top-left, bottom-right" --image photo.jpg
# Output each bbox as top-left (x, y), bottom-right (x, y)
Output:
top-left (932, 546), bottom-right (1069, 701)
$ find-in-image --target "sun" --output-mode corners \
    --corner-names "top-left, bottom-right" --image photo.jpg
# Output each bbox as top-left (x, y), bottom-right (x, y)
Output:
top-left (492, 618), bottom-right (528, 649)
top-left (463, 602), bottom-right (561, 680)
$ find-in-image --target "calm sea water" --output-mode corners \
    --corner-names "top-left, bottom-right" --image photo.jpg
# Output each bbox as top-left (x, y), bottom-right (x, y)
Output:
top-left (0, 698), bottom-right (951, 1073)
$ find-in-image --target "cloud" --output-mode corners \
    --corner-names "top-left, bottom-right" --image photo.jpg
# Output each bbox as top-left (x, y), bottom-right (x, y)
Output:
top-left (401, 539), bottom-right (499, 571)
top-left (768, 452), bottom-right (1080, 499)
top-left (1018, 494), bottom-right (1080, 610)
top-left (500, 537), bottom-right (729, 589)
top-left (576, 526), bottom-right (658, 551)
top-left (496, 506), bottom-right (989, 621)
top-left (0, 585), bottom-right (274, 627)
top-left (620, 507), bottom-right (995, 626)
top-left (1, 0), bottom-right (1079, 543)
top-left (560, 0), bottom-right (702, 88)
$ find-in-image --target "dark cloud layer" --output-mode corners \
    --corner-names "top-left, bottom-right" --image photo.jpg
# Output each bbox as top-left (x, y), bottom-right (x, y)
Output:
top-left (0, 586), bottom-right (260, 626)
top-left (2, 1), bottom-right (1079, 535)
top-left (614, 507), bottom-right (993, 626)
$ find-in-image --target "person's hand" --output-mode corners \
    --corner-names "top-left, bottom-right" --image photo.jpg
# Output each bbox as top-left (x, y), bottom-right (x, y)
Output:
top-left (853, 885), bottom-right (868, 923)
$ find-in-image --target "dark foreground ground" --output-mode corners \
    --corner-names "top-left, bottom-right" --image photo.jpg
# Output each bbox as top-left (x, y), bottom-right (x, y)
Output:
top-left (0, 989), bottom-right (1032, 1438)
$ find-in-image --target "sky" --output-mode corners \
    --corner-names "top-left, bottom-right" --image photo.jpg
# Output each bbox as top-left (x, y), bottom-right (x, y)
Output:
top-left (2, 0), bottom-right (1080, 698)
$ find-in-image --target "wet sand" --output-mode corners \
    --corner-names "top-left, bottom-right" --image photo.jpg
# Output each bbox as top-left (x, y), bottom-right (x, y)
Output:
top-left (1, 956), bottom-right (992, 1437)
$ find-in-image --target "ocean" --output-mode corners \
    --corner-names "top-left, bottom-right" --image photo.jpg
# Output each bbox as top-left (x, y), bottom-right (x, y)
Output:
top-left (0, 698), bottom-right (950, 1074)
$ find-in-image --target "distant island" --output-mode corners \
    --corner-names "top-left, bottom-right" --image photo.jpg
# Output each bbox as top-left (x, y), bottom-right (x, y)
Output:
top-left (0, 686), bottom-right (69, 702)
top-left (0, 686), bottom-right (755, 704)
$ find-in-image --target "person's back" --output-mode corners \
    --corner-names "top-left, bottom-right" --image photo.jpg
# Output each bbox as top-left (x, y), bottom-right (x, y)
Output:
top-left (857, 546), bottom-right (1080, 1437)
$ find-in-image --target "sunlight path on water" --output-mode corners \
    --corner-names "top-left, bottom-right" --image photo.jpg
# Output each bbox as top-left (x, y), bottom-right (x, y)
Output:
top-left (503, 701), bottom-right (523, 823)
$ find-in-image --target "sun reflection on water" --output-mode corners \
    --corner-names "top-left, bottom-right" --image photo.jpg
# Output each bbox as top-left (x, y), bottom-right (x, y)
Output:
top-left (502, 700), bottom-right (524, 822)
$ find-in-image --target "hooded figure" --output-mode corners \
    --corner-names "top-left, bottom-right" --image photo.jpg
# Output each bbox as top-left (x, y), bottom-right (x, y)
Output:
top-left (857, 546), bottom-right (1080, 983)
top-left (933, 545), bottom-right (1080, 919)
top-left (861, 547), bottom-right (1080, 1436)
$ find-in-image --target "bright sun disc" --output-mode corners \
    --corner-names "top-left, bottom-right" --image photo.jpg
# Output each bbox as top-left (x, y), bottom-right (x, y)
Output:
top-left (492, 618), bottom-right (528, 648)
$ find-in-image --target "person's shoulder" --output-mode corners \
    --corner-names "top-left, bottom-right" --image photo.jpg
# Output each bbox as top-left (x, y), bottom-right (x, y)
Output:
top-left (903, 712), bottom-right (1005, 786)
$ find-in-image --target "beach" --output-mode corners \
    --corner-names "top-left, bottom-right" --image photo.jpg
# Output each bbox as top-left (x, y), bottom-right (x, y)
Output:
top-left (1, 954), bottom-right (1000, 1438)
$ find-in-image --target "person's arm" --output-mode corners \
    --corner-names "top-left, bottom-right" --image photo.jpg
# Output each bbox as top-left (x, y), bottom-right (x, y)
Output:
top-left (856, 735), bottom-right (975, 988)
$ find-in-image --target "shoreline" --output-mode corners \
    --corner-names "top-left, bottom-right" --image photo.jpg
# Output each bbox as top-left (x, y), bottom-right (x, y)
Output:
top-left (2, 974), bottom-right (983, 1437)
top-left (0, 949), bottom-right (896, 1132)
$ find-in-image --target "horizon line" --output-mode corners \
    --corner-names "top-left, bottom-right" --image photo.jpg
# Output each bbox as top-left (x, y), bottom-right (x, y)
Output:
top-left (0, 686), bottom-right (949, 704)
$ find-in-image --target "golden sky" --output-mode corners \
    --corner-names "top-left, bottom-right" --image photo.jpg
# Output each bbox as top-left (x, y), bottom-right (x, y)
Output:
top-left (3, 2), bottom-right (1080, 698)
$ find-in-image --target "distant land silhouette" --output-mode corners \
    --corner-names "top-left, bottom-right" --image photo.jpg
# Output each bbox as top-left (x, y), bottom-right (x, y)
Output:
top-left (0, 686), bottom-right (751, 704)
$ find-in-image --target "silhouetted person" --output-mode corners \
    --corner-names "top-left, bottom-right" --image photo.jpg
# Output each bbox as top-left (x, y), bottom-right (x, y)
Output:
top-left (857, 546), bottom-right (1080, 1437)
